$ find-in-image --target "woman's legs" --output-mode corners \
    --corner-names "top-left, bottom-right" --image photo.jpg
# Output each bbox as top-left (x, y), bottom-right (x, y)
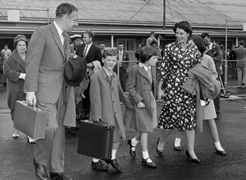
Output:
top-left (207, 119), bottom-right (224, 151)
top-left (185, 129), bottom-right (198, 158)
top-left (157, 129), bottom-right (172, 151)
top-left (174, 130), bottom-right (182, 147)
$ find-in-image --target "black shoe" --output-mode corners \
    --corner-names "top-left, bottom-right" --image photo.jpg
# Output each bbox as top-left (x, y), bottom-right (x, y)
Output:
top-left (27, 136), bottom-right (36, 144)
top-left (185, 150), bottom-right (201, 163)
top-left (127, 139), bottom-right (136, 158)
top-left (82, 114), bottom-right (90, 120)
top-left (142, 158), bottom-right (157, 168)
top-left (156, 138), bottom-right (163, 156)
top-left (50, 172), bottom-right (74, 180)
top-left (215, 148), bottom-right (226, 156)
top-left (91, 160), bottom-right (108, 171)
top-left (33, 159), bottom-right (49, 180)
top-left (174, 145), bottom-right (181, 151)
top-left (106, 159), bottom-right (123, 173)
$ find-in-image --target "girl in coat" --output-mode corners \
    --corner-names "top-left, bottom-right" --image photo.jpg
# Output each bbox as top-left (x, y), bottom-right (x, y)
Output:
top-left (3, 35), bottom-right (35, 143)
top-left (89, 49), bottom-right (133, 173)
top-left (125, 46), bottom-right (158, 168)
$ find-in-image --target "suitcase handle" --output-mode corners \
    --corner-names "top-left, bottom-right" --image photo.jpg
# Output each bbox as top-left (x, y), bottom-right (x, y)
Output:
top-left (93, 119), bottom-right (115, 130)
top-left (18, 101), bottom-right (41, 111)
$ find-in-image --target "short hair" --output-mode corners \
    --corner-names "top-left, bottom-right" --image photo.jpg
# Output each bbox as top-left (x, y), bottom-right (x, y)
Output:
top-left (84, 30), bottom-right (95, 39)
top-left (239, 40), bottom-right (244, 46)
top-left (118, 42), bottom-right (124, 46)
top-left (189, 35), bottom-right (206, 54)
top-left (4, 44), bottom-right (8, 47)
top-left (201, 33), bottom-right (210, 39)
top-left (56, 3), bottom-right (78, 18)
top-left (139, 46), bottom-right (158, 63)
top-left (102, 49), bottom-right (117, 58)
top-left (150, 31), bottom-right (155, 35)
top-left (173, 21), bottom-right (192, 35)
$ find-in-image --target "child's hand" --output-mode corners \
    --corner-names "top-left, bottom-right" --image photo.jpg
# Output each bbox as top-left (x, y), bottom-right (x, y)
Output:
top-left (137, 102), bottom-right (145, 108)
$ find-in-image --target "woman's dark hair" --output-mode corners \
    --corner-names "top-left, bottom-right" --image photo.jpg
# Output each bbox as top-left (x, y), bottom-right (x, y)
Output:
top-left (189, 35), bottom-right (206, 54)
top-left (139, 46), bottom-right (158, 63)
top-left (173, 21), bottom-right (192, 35)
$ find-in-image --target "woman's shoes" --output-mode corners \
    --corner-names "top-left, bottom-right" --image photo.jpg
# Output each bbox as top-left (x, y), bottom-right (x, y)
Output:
top-left (127, 139), bottom-right (136, 158)
top-left (174, 145), bottom-right (181, 151)
top-left (12, 129), bottom-right (19, 139)
top-left (185, 150), bottom-right (201, 163)
top-left (27, 136), bottom-right (36, 144)
top-left (215, 148), bottom-right (226, 156)
top-left (142, 158), bottom-right (157, 168)
top-left (156, 138), bottom-right (163, 156)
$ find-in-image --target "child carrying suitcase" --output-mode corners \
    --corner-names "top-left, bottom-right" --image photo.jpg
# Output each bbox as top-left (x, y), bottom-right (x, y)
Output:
top-left (89, 49), bottom-right (133, 173)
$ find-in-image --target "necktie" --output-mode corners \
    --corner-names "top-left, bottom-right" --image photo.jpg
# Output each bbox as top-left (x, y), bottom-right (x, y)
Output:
top-left (108, 75), bottom-right (112, 84)
top-left (62, 32), bottom-right (68, 61)
top-left (83, 45), bottom-right (88, 58)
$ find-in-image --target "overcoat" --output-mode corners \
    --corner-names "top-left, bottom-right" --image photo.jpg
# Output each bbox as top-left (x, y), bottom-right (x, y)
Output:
top-left (3, 50), bottom-right (26, 120)
top-left (124, 63), bottom-right (157, 132)
top-left (89, 68), bottom-right (133, 142)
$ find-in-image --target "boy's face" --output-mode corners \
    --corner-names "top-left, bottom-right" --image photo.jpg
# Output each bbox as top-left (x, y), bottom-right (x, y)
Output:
top-left (146, 56), bottom-right (158, 67)
top-left (103, 55), bottom-right (117, 72)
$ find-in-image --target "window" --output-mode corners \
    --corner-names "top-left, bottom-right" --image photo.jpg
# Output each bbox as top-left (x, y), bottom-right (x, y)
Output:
top-left (117, 39), bottom-right (136, 51)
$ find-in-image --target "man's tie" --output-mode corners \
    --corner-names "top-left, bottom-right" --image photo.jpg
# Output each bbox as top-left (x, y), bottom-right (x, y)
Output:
top-left (107, 75), bottom-right (112, 84)
top-left (62, 32), bottom-right (68, 61)
top-left (83, 45), bottom-right (88, 58)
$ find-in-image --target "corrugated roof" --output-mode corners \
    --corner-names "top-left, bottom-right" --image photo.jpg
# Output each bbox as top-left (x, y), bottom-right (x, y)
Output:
top-left (0, 0), bottom-right (246, 27)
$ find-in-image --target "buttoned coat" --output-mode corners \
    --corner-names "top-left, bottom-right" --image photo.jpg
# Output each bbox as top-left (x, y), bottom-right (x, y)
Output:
top-left (89, 68), bottom-right (133, 142)
top-left (124, 64), bottom-right (157, 132)
top-left (24, 22), bottom-right (75, 173)
top-left (3, 50), bottom-right (26, 120)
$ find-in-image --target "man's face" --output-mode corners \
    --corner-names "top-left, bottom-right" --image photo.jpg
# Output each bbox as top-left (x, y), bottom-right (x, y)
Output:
top-left (118, 44), bottom-right (124, 51)
top-left (4, 46), bottom-right (8, 50)
top-left (99, 44), bottom-right (105, 51)
top-left (83, 33), bottom-right (92, 44)
top-left (203, 36), bottom-right (211, 46)
top-left (74, 38), bottom-right (82, 46)
top-left (63, 11), bottom-right (79, 32)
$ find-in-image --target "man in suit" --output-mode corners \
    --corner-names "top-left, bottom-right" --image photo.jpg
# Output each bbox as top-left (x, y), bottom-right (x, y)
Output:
top-left (113, 43), bottom-right (129, 91)
top-left (76, 30), bottom-right (102, 120)
top-left (201, 33), bottom-right (223, 115)
top-left (24, 3), bottom-right (78, 180)
top-left (233, 40), bottom-right (246, 87)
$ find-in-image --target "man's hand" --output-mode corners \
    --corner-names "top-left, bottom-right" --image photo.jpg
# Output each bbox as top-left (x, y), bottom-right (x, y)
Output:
top-left (26, 92), bottom-right (37, 106)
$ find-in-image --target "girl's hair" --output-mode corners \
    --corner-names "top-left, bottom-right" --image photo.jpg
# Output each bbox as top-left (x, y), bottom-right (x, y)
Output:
top-left (189, 35), bottom-right (206, 54)
top-left (139, 46), bottom-right (158, 63)
top-left (102, 48), bottom-right (117, 58)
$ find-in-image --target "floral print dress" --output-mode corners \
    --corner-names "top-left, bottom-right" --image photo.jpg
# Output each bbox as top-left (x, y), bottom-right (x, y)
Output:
top-left (158, 41), bottom-right (201, 130)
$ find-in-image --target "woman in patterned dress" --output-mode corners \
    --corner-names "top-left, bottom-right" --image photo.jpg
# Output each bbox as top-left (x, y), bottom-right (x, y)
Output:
top-left (156, 21), bottom-right (201, 163)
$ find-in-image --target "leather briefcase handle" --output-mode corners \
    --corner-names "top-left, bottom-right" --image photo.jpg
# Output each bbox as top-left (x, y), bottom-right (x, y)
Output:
top-left (18, 101), bottom-right (41, 111)
top-left (92, 119), bottom-right (114, 130)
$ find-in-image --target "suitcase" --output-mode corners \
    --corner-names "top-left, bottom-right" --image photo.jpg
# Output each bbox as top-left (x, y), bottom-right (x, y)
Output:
top-left (14, 101), bottom-right (47, 140)
top-left (77, 120), bottom-right (114, 160)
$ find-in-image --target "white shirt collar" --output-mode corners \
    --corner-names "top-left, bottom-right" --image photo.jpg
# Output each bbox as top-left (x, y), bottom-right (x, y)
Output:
top-left (103, 67), bottom-right (112, 76)
top-left (139, 62), bottom-right (151, 72)
top-left (54, 21), bottom-right (64, 43)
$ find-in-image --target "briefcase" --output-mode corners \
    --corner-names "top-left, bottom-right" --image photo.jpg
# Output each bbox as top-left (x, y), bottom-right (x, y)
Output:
top-left (14, 101), bottom-right (47, 140)
top-left (77, 120), bottom-right (114, 160)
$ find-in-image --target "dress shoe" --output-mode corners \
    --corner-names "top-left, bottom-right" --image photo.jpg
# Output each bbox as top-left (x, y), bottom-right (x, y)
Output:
top-left (27, 136), bottom-right (36, 144)
top-left (127, 139), bottom-right (136, 158)
top-left (215, 148), bottom-right (226, 156)
top-left (12, 129), bottom-right (19, 139)
top-left (174, 145), bottom-right (181, 151)
top-left (106, 159), bottom-right (123, 173)
top-left (142, 158), bottom-right (157, 168)
top-left (91, 160), bottom-right (108, 171)
top-left (33, 159), bottom-right (49, 180)
top-left (156, 138), bottom-right (163, 156)
top-left (185, 150), bottom-right (201, 163)
top-left (50, 172), bottom-right (74, 180)
top-left (82, 114), bottom-right (90, 120)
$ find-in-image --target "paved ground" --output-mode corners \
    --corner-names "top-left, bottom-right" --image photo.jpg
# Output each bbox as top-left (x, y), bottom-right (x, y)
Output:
top-left (0, 83), bottom-right (246, 180)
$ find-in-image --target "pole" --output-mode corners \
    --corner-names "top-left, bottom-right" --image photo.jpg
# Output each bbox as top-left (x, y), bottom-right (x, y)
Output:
top-left (163, 0), bottom-right (166, 29)
top-left (225, 19), bottom-right (228, 89)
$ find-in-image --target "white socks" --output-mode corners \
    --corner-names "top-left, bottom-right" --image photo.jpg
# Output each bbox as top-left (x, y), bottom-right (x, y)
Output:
top-left (131, 138), bottom-right (139, 151)
top-left (215, 141), bottom-right (224, 151)
top-left (142, 151), bottom-right (152, 162)
top-left (111, 149), bottom-right (117, 160)
top-left (92, 158), bottom-right (100, 162)
top-left (174, 138), bottom-right (181, 147)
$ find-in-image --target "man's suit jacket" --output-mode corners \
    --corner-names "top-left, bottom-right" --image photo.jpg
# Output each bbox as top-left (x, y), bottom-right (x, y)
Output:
top-left (233, 46), bottom-right (246, 67)
top-left (114, 50), bottom-right (129, 72)
top-left (76, 43), bottom-right (102, 64)
top-left (24, 22), bottom-right (75, 127)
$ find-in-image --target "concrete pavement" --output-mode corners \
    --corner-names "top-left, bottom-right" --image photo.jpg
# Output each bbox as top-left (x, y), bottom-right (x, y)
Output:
top-left (1, 85), bottom-right (246, 180)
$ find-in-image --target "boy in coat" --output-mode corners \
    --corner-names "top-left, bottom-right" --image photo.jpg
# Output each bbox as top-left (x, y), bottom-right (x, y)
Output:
top-left (89, 49), bottom-right (133, 173)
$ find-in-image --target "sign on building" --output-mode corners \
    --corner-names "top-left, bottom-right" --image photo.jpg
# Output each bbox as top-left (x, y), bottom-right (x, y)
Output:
top-left (7, 10), bottom-right (20, 21)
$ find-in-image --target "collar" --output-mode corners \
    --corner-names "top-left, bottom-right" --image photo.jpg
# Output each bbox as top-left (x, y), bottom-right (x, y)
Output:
top-left (208, 42), bottom-right (213, 50)
top-left (103, 67), bottom-right (113, 76)
top-left (139, 62), bottom-right (151, 71)
top-left (53, 21), bottom-right (63, 37)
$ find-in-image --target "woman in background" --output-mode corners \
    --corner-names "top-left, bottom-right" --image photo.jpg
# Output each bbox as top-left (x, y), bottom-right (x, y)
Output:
top-left (3, 34), bottom-right (35, 144)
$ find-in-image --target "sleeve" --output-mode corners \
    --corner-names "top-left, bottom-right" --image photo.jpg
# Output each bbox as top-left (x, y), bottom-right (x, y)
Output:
top-left (208, 56), bottom-right (218, 79)
top-left (159, 44), bottom-right (171, 81)
top-left (89, 74), bottom-right (102, 120)
top-left (3, 57), bottom-right (21, 83)
top-left (76, 44), bottom-right (83, 57)
top-left (95, 47), bottom-right (102, 64)
top-left (126, 66), bottom-right (143, 105)
top-left (213, 44), bottom-right (223, 63)
top-left (24, 28), bottom-right (45, 92)
top-left (118, 81), bottom-right (134, 110)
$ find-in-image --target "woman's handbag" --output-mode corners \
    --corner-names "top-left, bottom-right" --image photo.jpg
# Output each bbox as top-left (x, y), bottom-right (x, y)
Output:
top-left (14, 101), bottom-right (47, 140)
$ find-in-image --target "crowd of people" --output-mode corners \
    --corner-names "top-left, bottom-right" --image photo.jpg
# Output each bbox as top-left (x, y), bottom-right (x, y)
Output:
top-left (2, 2), bottom-right (242, 180)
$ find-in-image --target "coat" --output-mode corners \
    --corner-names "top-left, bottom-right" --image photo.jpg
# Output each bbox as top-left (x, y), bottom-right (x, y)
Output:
top-left (3, 50), bottom-right (26, 120)
top-left (124, 63), bottom-right (157, 132)
top-left (182, 63), bottom-right (221, 133)
top-left (89, 68), bottom-right (133, 142)
top-left (76, 43), bottom-right (102, 64)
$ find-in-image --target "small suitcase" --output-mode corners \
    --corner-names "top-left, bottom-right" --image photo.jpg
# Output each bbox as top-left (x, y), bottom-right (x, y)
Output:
top-left (77, 120), bottom-right (114, 160)
top-left (14, 101), bottom-right (47, 140)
